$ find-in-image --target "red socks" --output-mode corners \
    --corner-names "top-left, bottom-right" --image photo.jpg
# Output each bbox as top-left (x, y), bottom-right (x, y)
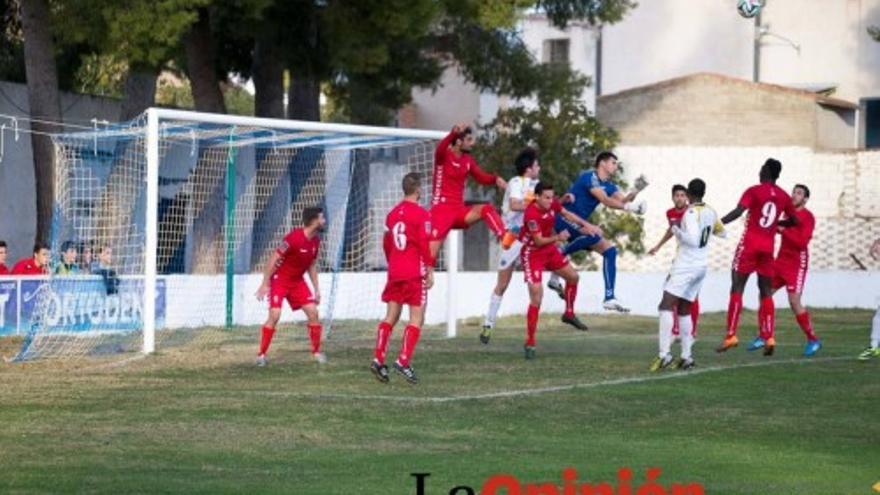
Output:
top-left (480, 204), bottom-right (505, 239)
top-left (691, 298), bottom-right (700, 337)
top-left (374, 321), bottom-right (393, 364)
top-left (758, 297), bottom-right (775, 340)
top-left (259, 325), bottom-right (275, 356)
top-left (397, 325), bottom-right (421, 367)
top-left (526, 304), bottom-right (539, 346)
top-left (726, 292), bottom-right (743, 338)
top-left (564, 282), bottom-right (577, 318)
top-left (308, 323), bottom-right (322, 354)
top-left (795, 310), bottom-right (817, 342)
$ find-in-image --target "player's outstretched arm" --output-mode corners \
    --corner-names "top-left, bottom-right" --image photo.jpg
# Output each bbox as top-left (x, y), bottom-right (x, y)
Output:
top-left (648, 227), bottom-right (674, 256)
top-left (721, 205), bottom-right (746, 225)
top-left (256, 252), bottom-right (282, 300)
top-left (434, 125), bottom-right (460, 163)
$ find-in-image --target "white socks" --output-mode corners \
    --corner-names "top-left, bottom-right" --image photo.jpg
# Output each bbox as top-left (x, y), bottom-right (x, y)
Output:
top-left (658, 310), bottom-right (674, 358)
top-left (871, 308), bottom-right (880, 349)
top-left (678, 314), bottom-right (694, 360)
top-left (485, 292), bottom-right (503, 328)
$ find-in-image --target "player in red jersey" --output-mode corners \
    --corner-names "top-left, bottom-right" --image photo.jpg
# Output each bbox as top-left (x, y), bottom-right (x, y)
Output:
top-left (11, 242), bottom-right (50, 276)
top-left (647, 184), bottom-right (701, 340)
top-left (255, 207), bottom-right (326, 366)
top-left (429, 123), bottom-right (508, 260)
top-left (716, 159), bottom-right (799, 356)
top-left (370, 173), bottom-right (435, 384)
top-left (769, 184), bottom-right (821, 356)
top-left (520, 182), bottom-right (600, 359)
top-left (0, 240), bottom-right (8, 274)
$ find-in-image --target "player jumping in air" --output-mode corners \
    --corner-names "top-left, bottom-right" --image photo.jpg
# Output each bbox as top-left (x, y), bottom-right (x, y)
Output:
top-left (547, 151), bottom-right (648, 313)
top-left (429, 123), bottom-right (507, 261)
top-left (255, 206), bottom-right (326, 366)
top-left (371, 173), bottom-right (435, 384)
top-left (716, 158), bottom-right (799, 356)
top-left (648, 184), bottom-right (702, 342)
top-left (857, 237), bottom-right (880, 361)
top-left (768, 184), bottom-right (821, 357)
top-left (650, 179), bottom-right (725, 371)
top-left (481, 148), bottom-right (540, 344)
top-left (521, 182), bottom-right (601, 359)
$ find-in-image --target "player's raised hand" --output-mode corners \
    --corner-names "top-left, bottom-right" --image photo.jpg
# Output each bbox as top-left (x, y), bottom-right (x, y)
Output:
top-left (633, 174), bottom-right (649, 193)
top-left (255, 283), bottom-right (269, 301)
top-left (561, 193), bottom-right (575, 204)
top-left (495, 176), bottom-right (508, 190)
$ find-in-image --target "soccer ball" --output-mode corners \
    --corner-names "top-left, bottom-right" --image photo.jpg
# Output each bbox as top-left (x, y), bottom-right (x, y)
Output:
top-left (737, 0), bottom-right (763, 18)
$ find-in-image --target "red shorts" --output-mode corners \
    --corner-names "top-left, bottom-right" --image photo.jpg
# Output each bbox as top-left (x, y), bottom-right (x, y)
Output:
top-left (731, 240), bottom-right (774, 277)
top-left (381, 277), bottom-right (427, 307)
top-left (521, 245), bottom-right (569, 284)
top-left (269, 278), bottom-right (315, 310)
top-left (429, 203), bottom-right (471, 241)
top-left (772, 255), bottom-right (809, 294)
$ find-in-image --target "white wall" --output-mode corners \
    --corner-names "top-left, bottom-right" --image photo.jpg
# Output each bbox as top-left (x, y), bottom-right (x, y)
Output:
top-left (601, 0), bottom-right (880, 103)
top-left (0, 82), bottom-right (122, 262)
top-left (159, 270), bottom-right (878, 330)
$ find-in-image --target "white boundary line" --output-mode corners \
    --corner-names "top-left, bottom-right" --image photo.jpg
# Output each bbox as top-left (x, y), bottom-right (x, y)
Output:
top-left (229, 356), bottom-right (852, 403)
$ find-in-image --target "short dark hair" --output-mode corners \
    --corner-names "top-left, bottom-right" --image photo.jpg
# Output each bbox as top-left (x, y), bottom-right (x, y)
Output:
top-left (594, 151), bottom-right (618, 167)
top-left (453, 126), bottom-right (473, 145)
top-left (61, 240), bottom-right (77, 253)
top-left (794, 183), bottom-right (810, 198)
top-left (33, 241), bottom-right (49, 254)
top-left (762, 158), bottom-right (782, 180)
top-left (402, 172), bottom-right (421, 195)
top-left (687, 178), bottom-right (706, 200)
top-left (514, 147), bottom-right (538, 176)
top-left (534, 181), bottom-right (554, 196)
top-left (671, 184), bottom-right (687, 195)
top-left (302, 206), bottom-right (323, 226)
top-left (0, 240), bottom-right (6, 249)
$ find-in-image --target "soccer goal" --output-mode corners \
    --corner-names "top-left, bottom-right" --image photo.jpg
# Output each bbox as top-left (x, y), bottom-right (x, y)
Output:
top-left (16, 108), bottom-right (459, 360)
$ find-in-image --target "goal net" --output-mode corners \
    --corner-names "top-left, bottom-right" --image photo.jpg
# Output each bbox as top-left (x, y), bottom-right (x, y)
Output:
top-left (14, 109), bottom-right (451, 360)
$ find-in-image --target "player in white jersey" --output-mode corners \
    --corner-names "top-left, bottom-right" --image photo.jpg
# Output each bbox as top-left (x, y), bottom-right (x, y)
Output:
top-left (481, 148), bottom-right (540, 344)
top-left (650, 179), bottom-right (726, 371)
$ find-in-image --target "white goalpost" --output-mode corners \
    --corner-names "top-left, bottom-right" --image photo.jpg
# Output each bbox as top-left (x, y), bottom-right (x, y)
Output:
top-left (17, 108), bottom-right (460, 360)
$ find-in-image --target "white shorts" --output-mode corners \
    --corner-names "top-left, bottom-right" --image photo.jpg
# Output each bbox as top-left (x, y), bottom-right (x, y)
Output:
top-left (663, 266), bottom-right (706, 302)
top-left (498, 240), bottom-right (523, 270)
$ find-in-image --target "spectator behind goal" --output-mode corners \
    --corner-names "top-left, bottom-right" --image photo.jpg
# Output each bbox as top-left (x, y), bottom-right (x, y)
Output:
top-left (93, 245), bottom-right (119, 295)
top-left (55, 241), bottom-right (81, 275)
top-left (12, 242), bottom-right (50, 276)
top-left (0, 240), bottom-right (8, 274)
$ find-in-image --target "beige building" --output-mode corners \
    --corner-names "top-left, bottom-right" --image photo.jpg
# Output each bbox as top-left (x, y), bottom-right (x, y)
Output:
top-left (597, 73), bottom-right (858, 150)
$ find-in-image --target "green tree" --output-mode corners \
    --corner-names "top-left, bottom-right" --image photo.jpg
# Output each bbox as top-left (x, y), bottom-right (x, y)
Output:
top-left (474, 68), bottom-right (645, 259)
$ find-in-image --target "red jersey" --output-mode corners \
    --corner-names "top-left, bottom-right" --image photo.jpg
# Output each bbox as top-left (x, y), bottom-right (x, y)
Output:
top-left (384, 200), bottom-right (434, 280)
top-left (272, 228), bottom-right (320, 284)
top-left (666, 207), bottom-right (687, 227)
top-left (11, 258), bottom-right (46, 276)
top-left (777, 207), bottom-right (815, 264)
top-left (737, 183), bottom-right (797, 253)
top-left (432, 129), bottom-right (498, 207)
top-left (0, 263), bottom-right (8, 275)
top-left (520, 200), bottom-right (563, 250)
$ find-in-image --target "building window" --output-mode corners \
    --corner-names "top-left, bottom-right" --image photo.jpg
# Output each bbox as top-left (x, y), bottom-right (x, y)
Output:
top-left (865, 99), bottom-right (880, 148)
top-left (543, 38), bottom-right (570, 65)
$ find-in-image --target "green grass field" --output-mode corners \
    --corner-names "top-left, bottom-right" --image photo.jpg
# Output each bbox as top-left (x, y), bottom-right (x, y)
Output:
top-left (0, 309), bottom-right (878, 494)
